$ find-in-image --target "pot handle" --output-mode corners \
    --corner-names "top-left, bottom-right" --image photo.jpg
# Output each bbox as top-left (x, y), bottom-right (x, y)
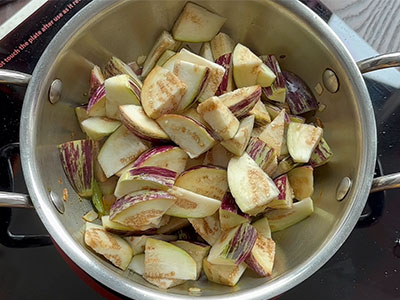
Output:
top-left (371, 174), bottom-right (400, 193)
top-left (357, 52), bottom-right (400, 74)
top-left (0, 143), bottom-right (52, 247)
top-left (0, 69), bottom-right (31, 85)
top-left (0, 191), bottom-right (33, 208)
top-left (356, 52), bottom-right (400, 193)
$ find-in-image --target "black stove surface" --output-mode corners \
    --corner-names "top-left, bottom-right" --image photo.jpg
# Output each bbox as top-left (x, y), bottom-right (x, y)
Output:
top-left (0, 1), bottom-right (399, 299)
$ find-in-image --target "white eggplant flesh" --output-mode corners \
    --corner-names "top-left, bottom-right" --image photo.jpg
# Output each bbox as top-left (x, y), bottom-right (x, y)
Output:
top-left (110, 189), bottom-right (175, 229)
top-left (256, 63), bottom-right (276, 87)
top-left (265, 197), bottom-right (314, 232)
top-left (81, 117), bottom-right (121, 141)
top-left (75, 106), bottom-right (89, 133)
top-left (249, 100), bottom-right (271, 126)
top-left (232, 43), bottom-right (262, 88)
top-left (172, 60), bottom-right (209, 111)
top-left (128, 254), bottom-right (145, 275)
top-left (199, 42), bottom-right (214, 62)
top-left (125, 234), bottom-right (177, 255)
top-left (97, 125), bottom-right (149, 178)
top-left (272, 156), bottom-right (298, 178)
top-left (288, 165), bottom-right (314, 200)
top-left (92, 140), bottom-right (105, 187)
top-left (203, 143), bottom-right (233, 169)
top-left (141, 65), bottom-right (187, 119)
top-left (102, 215), bottom-right (158, 235)
top-left (143, 276), bottom-right (185, 289)
top-left (172, 2), bottom-right (226, 42)
top-left (172, 240), bottom-right (210, 279)
top-left (182, 107), bottom-right (209, 128)
top-left (142, 30), bottom-right (180, 77)
top-left (157, 114), bottom-right (217, 158)
top-left (202, 258), bottom-right (246, 287)
top-left (157, 50), bottom-right (176, 67)
top-left (104, 74), bottom-right (141, 120)
top-left (228, 153), bottom-right (279, 215)
top-left (287, 122), bottom-right (323, 163)
top-left (84, 222), bottom-right (133, 270)
top-left (175, 165), bottom-right (228, 200)
top-left (188, 212), bottom-right (221, 245)
top-left (119, 105), bottom-right (170, 142)
top-left (258, 109), bottom-right (286, 156)
top-left (174, 49), bottom-right (225, 102)
top-left (221, 115), bottom-right (254, 156)
top-left (144, 238), bottom-right (197, 280)
top-left (82, 210), bottom-right (98, 222)
top-left (210, 32), bottom-right (235, 61)
top-left (197, 96), bottom-right (240, 140)
top-left (166, 186), bottom-right (221, 218)
top-left (251, 217), bottom-right (271, 239)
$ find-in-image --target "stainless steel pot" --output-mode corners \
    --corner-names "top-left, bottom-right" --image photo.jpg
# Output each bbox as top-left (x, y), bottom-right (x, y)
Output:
top-left (1, 0), bottom-right (400, 299)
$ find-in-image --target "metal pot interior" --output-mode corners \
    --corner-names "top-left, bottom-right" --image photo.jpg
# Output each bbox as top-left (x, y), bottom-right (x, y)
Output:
top-left (22, 0), bottom-right (375, 298)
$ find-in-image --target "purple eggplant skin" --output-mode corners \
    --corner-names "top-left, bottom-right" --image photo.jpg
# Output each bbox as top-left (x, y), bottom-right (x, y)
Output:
top-left (128, 166), bottom-right (177, 187)
top-left (122, 122), bottom-right (168, 143)
top-left (132, 146), bottom-right (176, 168)
top-left (110, 189), bottom-right (175, 219)
top-left (261, 55), bottom-right (285, 98)
top-left (184, 115), bottom-right (220, 141)
top-left (274, 174), bottom-right (288, 200)
top-left (195, 68), bottom-right (211, 102)
top-left (283, 71), bottom-right (319, 115)
top-left (129, 79), bottom-right (141, 102)
top-left (89, 66), bottom-right (104, 97)
top-left (119, 112), bottom-right (169, 143)
top-left (181, 164), bottom-right (225, 174)
top-left (58, 139), bottom-right (94, 198)
top-left (128, 61), bottom-right (143, 76)
top-left (228, 223), bottom-right (258, 265)
top-left (221, 192), bottom-right (249, 219)
top-left (215, 53), bottom-right (232, 96)
top-left (246, 137), bottom-right (275, 171)
top-left (244, 235), bottom-right (275, 276)
top-left (273, 156), bottom-right (298, 178)
top-left (87, 84), bottom-right (105, 113)
top-left (227, 87), bottom-right (261, 119)
top-left (310, 138), bottom-right (333, 167)
top-left (104, 56), bottom-right (138, 80)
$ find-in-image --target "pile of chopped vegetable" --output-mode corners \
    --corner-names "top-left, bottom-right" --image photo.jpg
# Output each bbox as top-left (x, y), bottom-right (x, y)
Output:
top-left (59, 2), bottom-right (333, 290)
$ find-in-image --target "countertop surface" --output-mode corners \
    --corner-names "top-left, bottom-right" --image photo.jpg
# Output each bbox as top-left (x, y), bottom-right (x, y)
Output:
top-left (322, 0), bottom-right (400, 54)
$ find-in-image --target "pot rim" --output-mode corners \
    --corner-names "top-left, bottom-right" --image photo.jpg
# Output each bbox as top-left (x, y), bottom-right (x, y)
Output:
top-left (19, 0), bottom-right (377, 299)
